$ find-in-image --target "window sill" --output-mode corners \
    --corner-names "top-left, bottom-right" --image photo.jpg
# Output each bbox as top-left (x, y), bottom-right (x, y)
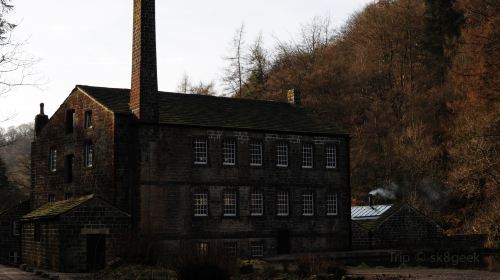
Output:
top-left (302, 166), bottom-right (313, 169)
top-left (276, 165), bottom-right (288, 168)
top-left (302, 214), bottom-right (314, 217)
top-left (326, 213), bottom-right (338, 216)
top-left (250, 164), bottom-right (263, 167)
top-left (326, 166), bottom-right (337, 169)
top-left (194, 162), bottom-right (208, 165)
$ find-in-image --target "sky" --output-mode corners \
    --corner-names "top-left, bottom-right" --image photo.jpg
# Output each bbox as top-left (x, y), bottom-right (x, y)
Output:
top-left (0, 0), bottom-right (373, 128)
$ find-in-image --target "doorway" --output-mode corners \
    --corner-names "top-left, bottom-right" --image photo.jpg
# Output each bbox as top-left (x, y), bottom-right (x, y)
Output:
top-left (276, 229), bottom-right (291, 254)
top-left (86, 234), bottom-right (106, 272)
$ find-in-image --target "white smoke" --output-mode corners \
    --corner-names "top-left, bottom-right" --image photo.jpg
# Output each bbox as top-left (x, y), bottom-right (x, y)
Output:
top-left (369, 188), bottom-right (396, 200)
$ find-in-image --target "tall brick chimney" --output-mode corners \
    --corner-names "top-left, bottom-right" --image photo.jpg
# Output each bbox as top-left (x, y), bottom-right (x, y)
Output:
top-left (130, 0), bottom-right (159, 122)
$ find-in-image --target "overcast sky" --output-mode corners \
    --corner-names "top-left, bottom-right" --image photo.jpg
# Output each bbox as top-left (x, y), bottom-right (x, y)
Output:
top-left (0, 0), bottom-right (373, 128)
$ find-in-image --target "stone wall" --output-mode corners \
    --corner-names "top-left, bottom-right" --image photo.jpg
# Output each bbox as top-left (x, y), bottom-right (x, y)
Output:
top-left (31, 88), bottom-right (119, 209)
top-left (22, 221), bottom-right (61, 270)
top-left (351, 205), bottom-right (443, 250)
top-left (0, 201), bottom-right (30, 264)
top-left (137, 125), bottom-right (351, 257)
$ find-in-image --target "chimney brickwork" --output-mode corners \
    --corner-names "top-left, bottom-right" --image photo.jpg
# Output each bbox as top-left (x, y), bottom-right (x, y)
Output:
top-left (130, 0), bottom-right (159, 122)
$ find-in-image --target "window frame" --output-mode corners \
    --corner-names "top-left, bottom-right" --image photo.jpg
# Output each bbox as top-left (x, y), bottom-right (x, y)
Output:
top-left (222, 138), bottom-right (237, 166)
top-left (197, 242), bottom-right (209, 258)
top-left (49, 148), bottom-right (57, 172)
top-left (193, 138), bottom-right (208, 165)
top-left (84, 111), bottom-right (93, 129)
top-left (302, 191), bottom-right (315, 216)
top-left (84, 142), bottom-right (94, 168)
top-left (326, 192), bottom-right (339, 216)
top-left (48, 194), bottom-right (56, 202)
top-left (223, 241), bottom-right (238, 257)
top-left (193, 191), bottom-right (209, 217)
top-left (249, 191), bottom-right (264, 216)
top-left (326, 144), bottom-right (337, 169)
top-left (249, 141), bottom-right (263, 167)
top-left (249, 241), bottom-right (265, 257)
top-left (302, 143), bottom-right (314, 168)
top-left (223, 190), bottom-right (238, 217)
top-left (276, 191), bottom-right (289, 216)
top-left (276, 142), bottom-right (289, 167)
top-left (12, 221), bottom-right (20, 236)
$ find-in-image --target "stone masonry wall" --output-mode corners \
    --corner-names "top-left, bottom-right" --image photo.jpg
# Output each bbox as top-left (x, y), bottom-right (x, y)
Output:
top-left (22, 221), bottom-right (61, 270)
top-left (0, 201), bottom-right (30, 264)
top-left (138, 125), bottom-right (351, 256)
top-left (31, 88), bottom-right (118, 209)
top-left (59, 198), bottom-right (131, 272)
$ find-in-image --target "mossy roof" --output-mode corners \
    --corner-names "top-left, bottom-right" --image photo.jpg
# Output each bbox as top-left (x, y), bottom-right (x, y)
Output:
top-left (76, 85), bottom-right (347, 136)
top-left (22, 194), bottom-right (95, 221)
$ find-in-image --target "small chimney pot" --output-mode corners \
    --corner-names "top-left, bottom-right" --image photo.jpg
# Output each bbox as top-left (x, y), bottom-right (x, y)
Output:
top-left (287, 89), bottom-right (301, 106)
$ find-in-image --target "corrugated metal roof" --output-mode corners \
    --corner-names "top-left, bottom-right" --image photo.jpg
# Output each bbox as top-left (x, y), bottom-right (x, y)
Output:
top-left (351, 205), bottom-right (392, 220)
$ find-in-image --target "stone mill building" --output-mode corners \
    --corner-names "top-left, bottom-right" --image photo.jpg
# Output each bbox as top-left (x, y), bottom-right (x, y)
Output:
top-left (2, 0), bottom-right (352, 272)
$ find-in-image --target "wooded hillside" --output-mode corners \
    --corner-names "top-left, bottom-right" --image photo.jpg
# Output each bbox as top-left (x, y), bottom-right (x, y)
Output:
top-left (228, 0), bottom-right (499, 245)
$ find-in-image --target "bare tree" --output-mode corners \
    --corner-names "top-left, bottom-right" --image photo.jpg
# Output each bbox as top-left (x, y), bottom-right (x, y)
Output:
top-left (223, 24), bottom-right (246, 97)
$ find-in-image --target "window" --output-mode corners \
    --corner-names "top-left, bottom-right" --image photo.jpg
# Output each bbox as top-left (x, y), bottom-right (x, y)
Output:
top-left (302, 143), bottom-right (313, 168)
top-left (193, 138), bottom-right (208, 165)
top-left (12, 221), bottom-right (20, 236)
top-left (222, 138), bottom-right (236, 166)
top-left (250, 191), bottom-right (264, 216)
top-left (65, 155), bottom-right (74, 183)
top-left (65, 193), bottom-right (73, 200)
top-left (223, 241), bottom-right (238, 257)
top-left (66, 109), bottom-right (75, 133)
top-left (249, 241), bottom-right (264, 257)
top-left (48, 194), bottom-right (56, 202)
top-left (9, 251), bottom-right (19, 264)
top-left (302, 191), bottom-right (314, 216)
top-left (327, 192), bottom-right (338, 216)
top-left (326, 144), bottom-right (337, 168)
top-left (84, 111), bottom-right (93, 128)
top-left (197, 242), bottom-right (209, 257)
top-left (276, 142), bottom-right (288, 167)
top-left (276, 191), bottom-right (289, 216)
top-left (223, 191), bottom-right (237, 217)
top-left (193, 191), bottom-right (208, 217)
top-left (84, 142), bottom-right (93, 167)
top-left (249, 141), bottom-right (263, 166)
top-left (49, 148), bottom-right (57, 171)
top-left (34, 223), bottom-right (41, 242)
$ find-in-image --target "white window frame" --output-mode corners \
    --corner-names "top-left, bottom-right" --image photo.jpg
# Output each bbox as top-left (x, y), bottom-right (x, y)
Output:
top-left (276, 142), bottom-right (289, 167)
top-left (9, 251), bottom-right (19, 264)
top-left (276, 191), bottom-right (289, 216)
top-left (327, 192), bottom-right (338, 216)
top-left (84, 142), bottom-right (93, 167)
top-left (84, 111), bottom-right (93, 129)
top-left (302, 191), bottom-right (314, 216)
top-left (49, 148), bottom-right (57, 172)
top-left (223, 241), bottom-right (238, 257)
top-left (223, 191), bottom-right (237, 217)
top-left (197, 242), bottom-right (209, 257)
top-left (250, 191), bottom-right (264, 216)
top-left (193, 191), bottom-right (209, 217)
top-left (193, 138), bottom-right (208, 165)
top-left (249, 141), bottom-right (263, 166)
top-left (222, 138), bottom-right (236, 166)
top-left (12, 221), bottom-right (20, 236)
top-left (302, 143), bottom-right (314, 168)
top-left (326, 144), bottom-right (337, 169)
top-left (249, 241), bottom-right (264, 257)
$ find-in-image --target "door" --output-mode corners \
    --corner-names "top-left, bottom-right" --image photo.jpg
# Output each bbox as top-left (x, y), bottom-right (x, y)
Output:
top-left (86, 234), bottom-right (106, 272)
top-left (276, 229), bottom-right (291, 254)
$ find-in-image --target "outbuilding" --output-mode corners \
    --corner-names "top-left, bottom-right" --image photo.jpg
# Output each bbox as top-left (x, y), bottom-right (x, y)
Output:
top-left (351, 203), bottom-right (443, 250)
top-left (21, 195), bottom-right (130, 272)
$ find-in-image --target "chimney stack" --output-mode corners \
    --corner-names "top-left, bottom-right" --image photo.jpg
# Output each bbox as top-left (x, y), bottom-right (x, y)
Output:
top-left (34, 103), bottom-right (48, 137)
top-left (287, 89), bottom-right (301, 106)
top-left (130, 0), bottom-right (159, 122)
top-left (368, 194), bottom-right (374, 208)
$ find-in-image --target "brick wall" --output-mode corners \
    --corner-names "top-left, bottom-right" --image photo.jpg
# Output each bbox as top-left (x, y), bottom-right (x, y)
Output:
top-left (137, 125), bottom-right (351, 257)
top-left (0, 201), bottom-right (30, 264)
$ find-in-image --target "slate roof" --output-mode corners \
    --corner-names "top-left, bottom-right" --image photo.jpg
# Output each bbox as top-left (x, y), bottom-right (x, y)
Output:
top-left (77, 85), bottom-right (345, 135)
top-left (22, 194), bottom-right (95, 221)
top-left (351, 204), bottom-right (404, 230)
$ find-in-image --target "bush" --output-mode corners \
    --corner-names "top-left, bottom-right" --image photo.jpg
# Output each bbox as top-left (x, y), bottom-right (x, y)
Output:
top-left (296, 255), bottom-right (346, 280)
